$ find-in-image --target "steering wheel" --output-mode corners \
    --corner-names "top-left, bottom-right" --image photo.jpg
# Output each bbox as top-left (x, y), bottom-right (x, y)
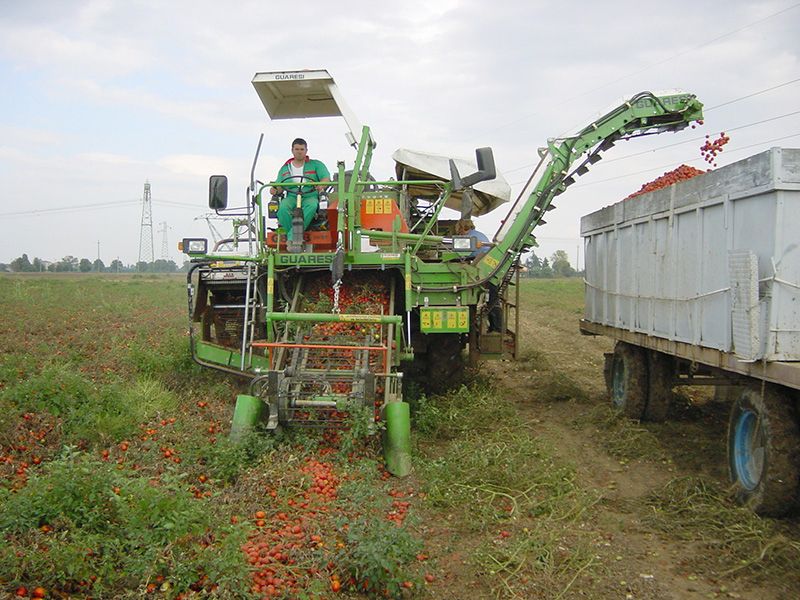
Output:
top-left (277, 174), bottom-right (316, 197)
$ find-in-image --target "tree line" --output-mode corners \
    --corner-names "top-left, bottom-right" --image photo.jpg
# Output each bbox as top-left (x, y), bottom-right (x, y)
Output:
top-left (1, 254), bottom-right (187, 273)
top-left (3, 250), bottom-right (580, 277)
top-left (523, 250), bottom-right (581, 278)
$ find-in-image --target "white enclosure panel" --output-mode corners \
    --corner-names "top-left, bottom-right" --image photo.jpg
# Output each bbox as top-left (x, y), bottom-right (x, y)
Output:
top-left (581, 147), bottom-right (800, 362)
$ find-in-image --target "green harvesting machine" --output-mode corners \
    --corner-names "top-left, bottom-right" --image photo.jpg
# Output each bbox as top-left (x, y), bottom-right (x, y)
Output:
top-left (181, 70), bottom-right (704, 475)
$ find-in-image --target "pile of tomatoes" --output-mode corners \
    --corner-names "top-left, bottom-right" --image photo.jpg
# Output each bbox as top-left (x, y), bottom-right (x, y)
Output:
top-left (241, 456), bottom-right (344, 597)
top-left (282, 273), bottom-right (392, 419)
top-left (625, 125), bottom-right (733, 200)
top-left (624, 164), bottom-right (707, 200)
top-left (235, 273), bottom-right (427, 597)
top-left (241, 453), bottom-right (423, 597)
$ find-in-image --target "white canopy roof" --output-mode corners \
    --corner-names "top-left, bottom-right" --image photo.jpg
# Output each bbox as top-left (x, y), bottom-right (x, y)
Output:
top-left (251, 69), bottom-right (368, 146)
top-left (392, 148), bottom-right (511, 216)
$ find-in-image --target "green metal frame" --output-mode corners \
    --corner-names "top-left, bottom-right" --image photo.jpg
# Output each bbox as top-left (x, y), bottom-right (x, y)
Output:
top-left (184, 86), bottom-right (703, 477)
top-left (186, 91), bottom-right (703, 375)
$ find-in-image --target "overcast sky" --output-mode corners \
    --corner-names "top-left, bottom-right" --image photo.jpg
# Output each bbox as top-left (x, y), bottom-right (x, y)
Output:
top-left (1, 0), bottom-right (798, 267)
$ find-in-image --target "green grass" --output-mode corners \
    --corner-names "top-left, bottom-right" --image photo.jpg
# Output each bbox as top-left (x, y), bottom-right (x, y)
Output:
top-left (0, 450), bottom-right (251, 597)
top-left (643, 477), bottom-right (800, 582)
top-left (1, 366), bottom-right (180, 447)
top-left (0, 274), bottom-right (430, 597)
top-left (571, 403), bottom-right (668, 463)
top-left (517, 277), bottom-right (584, 313)
top-left (3, 272), bottom-right (797, 598)
top-left (414, 382), bottom-right (602, 598)
top-left (0, 275), bottom-right (259, 596)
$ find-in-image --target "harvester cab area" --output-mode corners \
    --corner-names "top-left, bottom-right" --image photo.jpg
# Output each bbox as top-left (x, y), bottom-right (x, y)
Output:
top-left (201, 70), bottom-right (507, 259)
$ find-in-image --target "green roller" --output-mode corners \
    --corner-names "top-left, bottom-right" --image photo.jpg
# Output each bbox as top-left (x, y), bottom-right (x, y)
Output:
top-left (230, 394), bottom-right (263, 441)
top-left (384, 401), bottom-right (411, 477)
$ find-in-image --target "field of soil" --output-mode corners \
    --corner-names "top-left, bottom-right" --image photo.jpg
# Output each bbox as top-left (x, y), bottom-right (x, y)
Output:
top-left (0, 274), bottom-right (798, 599)
top-left (475, 278), bottom-right (800, 599)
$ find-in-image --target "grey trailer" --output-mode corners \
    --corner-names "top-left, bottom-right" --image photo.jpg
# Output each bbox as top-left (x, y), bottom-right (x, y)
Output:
top-left (580, 147), bottom-right (800, 516)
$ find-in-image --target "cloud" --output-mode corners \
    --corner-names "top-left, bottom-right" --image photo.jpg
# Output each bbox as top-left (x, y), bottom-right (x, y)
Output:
top-left (61, 78), bottom-right (255, 135)
top-left (157, 154), bottom-right (240, 179)
top-left (0, 125), bottom-right (65, 149)
top-left (76, 152), bottom-right (143, 166)
top-left (0, 146), bottom-right (35, 164)
top-left (0, 22), bottom-right (152, 78)
top-left (0, 0), bottom-right (798, 265)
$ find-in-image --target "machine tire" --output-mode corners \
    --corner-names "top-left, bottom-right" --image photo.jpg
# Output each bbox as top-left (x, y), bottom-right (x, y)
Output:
top-left (727, 384), bottom-right (800, 516)
top-left (608, 342), bottom-right (648, 420)
top-left (643, 351), bottom-right (673, 422)
top-left (425, 333), bottom-right (465, 394)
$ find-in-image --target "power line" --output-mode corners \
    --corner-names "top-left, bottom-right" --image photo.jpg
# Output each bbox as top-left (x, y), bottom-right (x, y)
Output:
top-left (0, 197), bottom-right (203, 218)
top-left (503, 96), bottom-right (800, 176)
top-left (154, 199), bottom-right (204, 208)
top-left (706, 77), bottom-right (800, 111)
top-left (0, 199), bottom-right (140, 218)
top-left (532, 236), bottom-right (581, 243)
top-left (465, 2), bottom-right (800, 142)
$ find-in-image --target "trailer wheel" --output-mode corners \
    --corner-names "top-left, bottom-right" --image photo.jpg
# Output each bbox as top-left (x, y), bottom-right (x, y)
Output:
top-left (643, 351), bottom-right (673, 422)
top-left (609, 342), bottom-right (648, 419)
top-left (727, 384), bottom-right (800, 516)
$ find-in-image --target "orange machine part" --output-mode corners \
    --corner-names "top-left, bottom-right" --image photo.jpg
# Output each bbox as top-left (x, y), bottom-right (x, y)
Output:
top-left (265, 205), bottom-right (338, 252)
top-left (359, 197), bottom-right (408, 245)
top-left (265, 197), bottom-right (409, 252)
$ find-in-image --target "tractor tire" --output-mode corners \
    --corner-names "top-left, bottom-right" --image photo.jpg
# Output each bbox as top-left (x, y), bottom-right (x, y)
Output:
top-left (643, 351), bottom-right (673, 422)
top-left (727, 384), bottom-right (800, 516)
top-left (608, 342), bottom-right (648, 420)
top-left (425, 333), bottom-right (465, 394)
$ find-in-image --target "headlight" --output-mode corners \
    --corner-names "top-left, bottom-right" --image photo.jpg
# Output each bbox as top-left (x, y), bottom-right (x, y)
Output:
top-left (181, 238), bottom-right (208, 254)
top-left (452, 236), bottom-right (475, 252)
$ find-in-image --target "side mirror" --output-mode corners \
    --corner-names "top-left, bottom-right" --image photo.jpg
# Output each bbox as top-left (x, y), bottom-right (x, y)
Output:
top-left (209, 175), bottom-right (228, 210)
top-left (449, 147), bottom-right (496, 190)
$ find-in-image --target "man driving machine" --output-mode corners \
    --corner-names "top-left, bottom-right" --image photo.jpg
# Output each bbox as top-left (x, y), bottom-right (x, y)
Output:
top-left (269, 138), bottom-right (331, 250)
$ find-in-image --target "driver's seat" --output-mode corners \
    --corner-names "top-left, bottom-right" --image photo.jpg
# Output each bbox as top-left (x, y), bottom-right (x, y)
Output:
top-left (308, 194), bottom-right (330, 231)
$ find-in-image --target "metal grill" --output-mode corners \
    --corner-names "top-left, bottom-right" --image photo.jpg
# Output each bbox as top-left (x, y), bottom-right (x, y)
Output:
top-left (204, 307), bottom-right (244, 347)
top-left (257, 324), bottom-right (389, 427)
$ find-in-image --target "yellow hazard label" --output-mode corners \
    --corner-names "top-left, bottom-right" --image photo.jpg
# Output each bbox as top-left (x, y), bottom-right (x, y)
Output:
top-left (339, 314), bottom-right (383, 322)
top-left (405, 273), bottom-right (411, 290)
top-left (365, 198), bottom-right (374, 214)
top-left (374, 199), bottom-right (383, 214)
top-left (483, 255), bottom-right (499, 269)
top-left (419, 307), bottom-right (469, 333)
top-left (267, 279), bottom-right (274, 294)
top-left (383, 198), bottom-right (393, 213)
top-left (421, 311), bottom-right (431, 329)
top-left (211, 261), bottom-right (242, 268)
